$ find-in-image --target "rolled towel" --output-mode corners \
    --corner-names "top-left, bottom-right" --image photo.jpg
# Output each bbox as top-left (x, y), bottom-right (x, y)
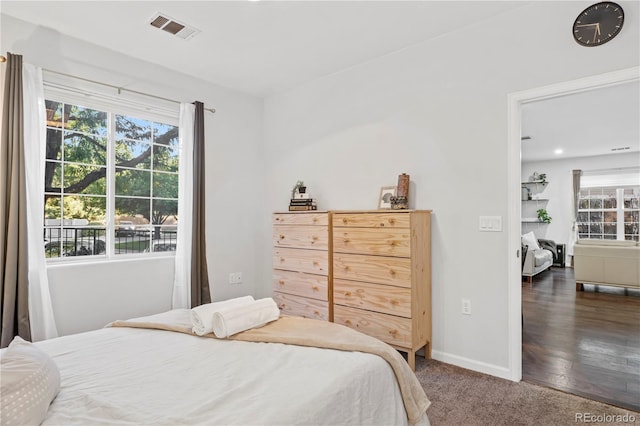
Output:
top-left (190, 296), bottom-right (255, 336)
top-left (212, 298), bottom-right (280, 338)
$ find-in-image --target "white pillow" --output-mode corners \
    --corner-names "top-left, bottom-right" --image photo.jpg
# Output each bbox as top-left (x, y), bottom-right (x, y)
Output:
top-left (0, 336), bottom-right (60, 426)
top-left (521, 232), bottom-right (541, 250)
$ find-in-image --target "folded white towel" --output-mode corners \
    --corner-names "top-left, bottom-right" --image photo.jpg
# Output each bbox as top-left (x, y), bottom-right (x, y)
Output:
top-left (212, 298), bottom-right (280, 338)
top-left (190, 296), bottom-right (255, 336)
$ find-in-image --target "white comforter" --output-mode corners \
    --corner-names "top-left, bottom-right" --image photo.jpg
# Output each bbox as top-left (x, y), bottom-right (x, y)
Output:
top-left (36, 326), bottom-right (429, 425)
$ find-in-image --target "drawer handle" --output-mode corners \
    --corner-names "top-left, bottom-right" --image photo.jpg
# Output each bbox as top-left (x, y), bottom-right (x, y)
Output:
top-left (279, 280), bottom-right (285, 286)
top-left (313, 218), bottom-right (318, 223)
top-left (345, 291), bottom-right (352, 297)
top-left (389, 329), bottom-right (398, 336)
top-left (389, 269), bottom-right (396, 276)
top-left (279, 234), bottom-right (285, 240)
top-left (314, 310), bottom-right (320, 315)
top-left (311, 285), bottom-right (319, 291)
top-left (389, 218), bottom-right (395, 224)
top-left (342, 218), bottom-right (348, 224)
top-left (280, 258), bottom-right (285, 262)
top-left (343, 238), bottom-right (350, 243)
top-left (391, 299), bottom-right (400, 306)
top-left (345, 320), bottom-right (352, 325)
top-left (312, 235), bottom-right (318, 241)
top-left (278, 304), bottom-right (286, 309)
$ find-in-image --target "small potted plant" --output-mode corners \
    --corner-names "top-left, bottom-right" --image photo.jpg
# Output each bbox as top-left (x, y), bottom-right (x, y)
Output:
top-left (291, 180), bottom-right (306, 198)
top-left (537, 208), bottom-right (552, 223)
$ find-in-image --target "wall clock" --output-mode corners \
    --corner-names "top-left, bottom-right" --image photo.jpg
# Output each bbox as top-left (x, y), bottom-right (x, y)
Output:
top-left (573, 2), bottom-right (624, 46)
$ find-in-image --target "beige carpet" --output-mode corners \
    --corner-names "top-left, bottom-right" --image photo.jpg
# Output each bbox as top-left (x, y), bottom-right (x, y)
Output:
top-left (415, 358), bottom-right (640, 426)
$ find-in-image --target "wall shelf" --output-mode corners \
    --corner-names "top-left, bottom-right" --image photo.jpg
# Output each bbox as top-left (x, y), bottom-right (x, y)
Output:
top-left (522, 199), bottom-right (549, 202)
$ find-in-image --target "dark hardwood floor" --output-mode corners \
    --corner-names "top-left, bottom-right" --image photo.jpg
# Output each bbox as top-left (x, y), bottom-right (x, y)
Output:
top-left (522, 267), bottom-right (640, 412)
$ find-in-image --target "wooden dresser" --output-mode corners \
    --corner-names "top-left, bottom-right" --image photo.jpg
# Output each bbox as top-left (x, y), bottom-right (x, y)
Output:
top-left (272, 212), bottom-right (331, 321)
top-left (331, 210), bottom-right (431, 370)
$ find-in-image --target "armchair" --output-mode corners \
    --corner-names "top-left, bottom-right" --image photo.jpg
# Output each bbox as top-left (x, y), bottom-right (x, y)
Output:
top-left (521, 232), bottom-right (554, 285)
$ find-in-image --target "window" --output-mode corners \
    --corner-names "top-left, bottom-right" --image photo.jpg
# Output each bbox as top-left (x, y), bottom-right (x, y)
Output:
top-left (44, 99), bottom-right (180, 259)
top-left (577, 186), bottom-right (640, 241)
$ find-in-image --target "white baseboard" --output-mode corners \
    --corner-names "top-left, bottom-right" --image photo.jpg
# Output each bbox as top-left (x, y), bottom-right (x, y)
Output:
top-left (431, 350), bottom-right (517, 382)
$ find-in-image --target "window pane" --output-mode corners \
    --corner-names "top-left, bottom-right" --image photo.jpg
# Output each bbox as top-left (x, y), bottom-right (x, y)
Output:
top-left (44, 196), bottom-right (62, 220)
top-left (153, 145), bottom-right (179, 172)
top-left (45, 101), bottom-right (63, 128)
top-left (63, 164), bottom-right (106, 195)
top-left (153, 122), bottom-right (178, 147)
top-left (115, 197), bottom-right (151, 224)
top-left (44, 162), bottom-right (62, 192)
top-left (589, 212), bottom-right (602, 223)
top-left (64, 104), bottom-right (107, 136)
top-left (116, 140), bottom-right (151, 169)
top-left (577, 212), bottom-right (589, 222)
top-left (603, 196), bottom-right (616, 209)
top-left (589, 223), bottom-right (602, 234)
top-left (603, 212), bottom-right (616, 223)
top-left (116, 115), bottom-right (151, 142)
top-left (150, 225), bottom-right (177, 252)
top-left (63, 195), bottom-right (106, 223)
top-left (115, 168), bottom-right (151, 197)
top-left (578, 199), bottom-right (589, 210)
top-left (589, 198), bottom-right (602, 209)
top-left (46, 129), bottom-right (62, 160)
top-left (64, 133), bottom-right (107, 165)
top-left (578, 224), bottom-right (588, 233)
top-left (152, 199), bottom-right (178, 225)
top-left (153, 172), bottom-right (178, 198)
top-left (603, 224), bottom-right (616, 235)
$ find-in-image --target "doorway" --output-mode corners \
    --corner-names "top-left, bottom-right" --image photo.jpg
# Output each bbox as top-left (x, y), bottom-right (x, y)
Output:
top-left (506, 66), bottom-right (640, 384)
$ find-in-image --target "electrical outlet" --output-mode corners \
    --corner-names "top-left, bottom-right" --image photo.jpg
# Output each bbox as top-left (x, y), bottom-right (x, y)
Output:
top-left (228, 272), bottom-right (243, 284)
top-left (462, 299), bottom-right (471, 315)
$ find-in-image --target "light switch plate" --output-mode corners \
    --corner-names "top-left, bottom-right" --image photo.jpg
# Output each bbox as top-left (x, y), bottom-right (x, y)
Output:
top-left (479, 216), bottom-right (502, 232)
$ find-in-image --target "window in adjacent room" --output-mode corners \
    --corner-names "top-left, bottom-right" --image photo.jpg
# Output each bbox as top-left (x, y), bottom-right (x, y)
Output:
top-left (577, 170), bottom-right (640, 241)
top-left (44, 98), bottom-right (179, 260)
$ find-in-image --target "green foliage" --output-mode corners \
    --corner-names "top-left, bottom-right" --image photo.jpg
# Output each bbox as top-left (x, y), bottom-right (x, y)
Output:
top-left (44, 100), bottom-right (179, 226)
top-left (291, 180), bottom-right (305, 198)
top-left (537, 208), bottom-right (552, 223)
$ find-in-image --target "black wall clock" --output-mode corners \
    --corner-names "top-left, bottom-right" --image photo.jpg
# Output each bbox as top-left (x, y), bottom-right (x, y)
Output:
top-left (573, 2), bottom-right (624, 46)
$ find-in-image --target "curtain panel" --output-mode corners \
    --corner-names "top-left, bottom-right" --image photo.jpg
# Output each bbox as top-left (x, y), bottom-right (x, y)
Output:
top-left (0, 53), bottom-right (30, 347)
top-left (172, 101), bottom-right (211, 309)
top-left (568, 169), bottom-right (582, 257)
top-left (190, 102), bottom-right (211, 307)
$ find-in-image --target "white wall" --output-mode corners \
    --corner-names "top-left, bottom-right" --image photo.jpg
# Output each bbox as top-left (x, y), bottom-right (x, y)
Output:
top-left (1, 14), bottom-right (266, 336)
top-left (522, 152), bottom-right (640, 251)
top-left (262, 2), bottom-right (639, 377)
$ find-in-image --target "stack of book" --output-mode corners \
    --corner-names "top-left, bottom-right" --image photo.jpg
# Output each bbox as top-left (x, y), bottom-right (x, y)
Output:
top-left (289, 193), bottom-right (317, 211)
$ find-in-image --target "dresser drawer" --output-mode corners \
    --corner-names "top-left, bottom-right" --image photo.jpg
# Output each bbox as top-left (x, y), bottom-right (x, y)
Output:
top-left (333, 227), bottom-right (411, 257)
top-left (273, 226), bottom-right (328, 250)
top-left (333, 213), bottom-right (410, 229)
top-left (333, 305), bottom-right (411, 348)
top-left (273, 292), bottom-right (328, 320)
top-left (273, 270), bottom-right (328, 301)
top-left (334, 279), bottom-right (411, 318)
top-left (333, 253), bottom-right (411, 288)
top-left (273, 247), bottom-right (328, 275)
top-left (273, 213), bottom-right (328, 226)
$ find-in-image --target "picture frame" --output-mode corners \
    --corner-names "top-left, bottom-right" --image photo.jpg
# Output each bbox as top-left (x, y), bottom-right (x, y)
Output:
top-left (378, 186), bottom-right (396, 209)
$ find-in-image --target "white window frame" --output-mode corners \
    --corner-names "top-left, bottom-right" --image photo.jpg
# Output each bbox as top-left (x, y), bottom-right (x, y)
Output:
top-left (43, 80), bottom-right (180, 262)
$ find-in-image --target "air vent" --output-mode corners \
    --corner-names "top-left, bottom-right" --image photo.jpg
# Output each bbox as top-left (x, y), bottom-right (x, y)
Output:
top-left (611, 147), bottom-right (631, 151)
top-left (521, 136), bottom-right (532, 141)
top-left (148, 13), bottom-right (200, 40)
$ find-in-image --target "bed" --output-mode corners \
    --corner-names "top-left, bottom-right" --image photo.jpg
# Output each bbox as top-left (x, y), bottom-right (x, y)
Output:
top-left (2, 309), bottom-right (430, 426)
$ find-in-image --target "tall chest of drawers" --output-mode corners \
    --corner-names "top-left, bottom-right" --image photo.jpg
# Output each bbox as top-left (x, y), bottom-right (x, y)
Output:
top-left (331, 210), bottom-right (431, 370)
top-left (272, 212), bottom-right (331, 321)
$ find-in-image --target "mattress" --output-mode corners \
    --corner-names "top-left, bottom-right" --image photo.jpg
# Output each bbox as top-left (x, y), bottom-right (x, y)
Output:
top-left (34, 325), bottom-right (430, 425)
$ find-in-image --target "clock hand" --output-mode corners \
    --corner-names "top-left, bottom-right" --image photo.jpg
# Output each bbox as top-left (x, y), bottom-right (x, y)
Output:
top-left (575, 23), bottom-right (599, 28)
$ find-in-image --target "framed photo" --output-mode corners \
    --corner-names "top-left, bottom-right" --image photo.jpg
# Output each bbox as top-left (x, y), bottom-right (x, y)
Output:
top-left (378, 186), bottom-right (396, 209)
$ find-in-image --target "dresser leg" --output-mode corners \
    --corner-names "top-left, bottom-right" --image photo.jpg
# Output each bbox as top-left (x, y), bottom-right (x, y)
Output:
top-left (407, 350), bottom-right (416, 371)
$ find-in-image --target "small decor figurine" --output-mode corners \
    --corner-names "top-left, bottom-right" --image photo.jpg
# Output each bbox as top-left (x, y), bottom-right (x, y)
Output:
top-left (289, 180), bottom-right (316, 211)
top-left (391, 173), bottom-right (410, 209)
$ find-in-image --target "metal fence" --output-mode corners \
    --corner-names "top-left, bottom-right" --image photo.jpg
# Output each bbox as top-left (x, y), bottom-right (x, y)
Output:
top-left (44, 227), bottom-right (177, 258)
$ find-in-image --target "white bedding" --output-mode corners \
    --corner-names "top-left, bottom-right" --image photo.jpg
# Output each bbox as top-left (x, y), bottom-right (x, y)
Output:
top-left (35, 326), bottom-right (430, 425)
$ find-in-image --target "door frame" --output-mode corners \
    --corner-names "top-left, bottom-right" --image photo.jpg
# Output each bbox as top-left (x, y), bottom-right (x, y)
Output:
top-left (506, 66), bottom-right (639, 381)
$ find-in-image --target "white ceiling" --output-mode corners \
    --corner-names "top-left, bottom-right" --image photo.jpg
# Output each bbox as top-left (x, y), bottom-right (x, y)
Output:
top-left (2, 1), bottom-right (525, 97)
top-left (2, 1), bottom-right (639, 162)
top-left (521, 81), bottom-right (640, 162)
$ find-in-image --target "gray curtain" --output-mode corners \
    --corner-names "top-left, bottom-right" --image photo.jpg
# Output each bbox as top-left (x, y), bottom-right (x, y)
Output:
top-left (190, 101), bottom-right (211, 307)
top-left (1, 53), bottom-right (31, 347)
top-left (569, 169), bottom-right (583, 257)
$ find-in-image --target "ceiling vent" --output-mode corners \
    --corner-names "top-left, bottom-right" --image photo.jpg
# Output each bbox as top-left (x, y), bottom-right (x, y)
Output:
top-left (611, 147), bottom-right (631, 152)
top-left (148, 13), bottom-right (200, 40)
